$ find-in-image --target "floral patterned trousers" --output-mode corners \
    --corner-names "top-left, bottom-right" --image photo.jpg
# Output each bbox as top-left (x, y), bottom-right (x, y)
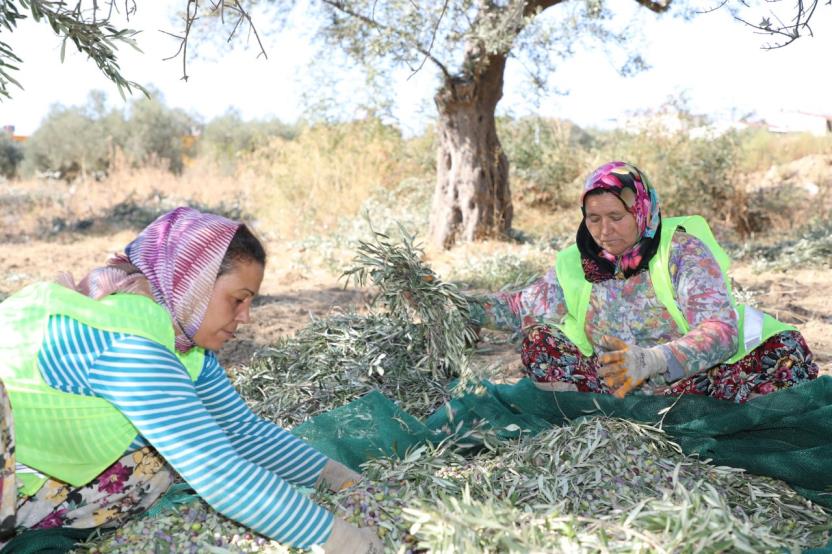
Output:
top-left (521, 327), bottom-right (819, 403)
top-left (0, 379), bottom-right (174, 542)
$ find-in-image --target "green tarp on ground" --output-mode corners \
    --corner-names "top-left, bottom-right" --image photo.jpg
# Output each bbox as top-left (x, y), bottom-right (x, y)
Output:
top-left (294, 376), bottom-right (832, 509)
top-left (292, 375), bottom-right (832, 553)
top-left (0, 528), bottom-right (94, 554)
top-left (6, 377), bottom-right (831, 553)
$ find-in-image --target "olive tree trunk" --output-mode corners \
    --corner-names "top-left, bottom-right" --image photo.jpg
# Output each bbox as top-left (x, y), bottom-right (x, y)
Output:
top-left (429, 54), bottom-right (512, 250)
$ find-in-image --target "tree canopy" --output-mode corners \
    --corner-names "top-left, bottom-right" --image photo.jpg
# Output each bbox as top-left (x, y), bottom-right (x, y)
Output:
top-left (0, 0), bottom-right (825, 103)
top-left (2, 0), bottom-right (826, 246)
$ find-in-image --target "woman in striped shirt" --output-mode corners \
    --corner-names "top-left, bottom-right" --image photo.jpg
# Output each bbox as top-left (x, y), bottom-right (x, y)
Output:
top-left (0, 207), bottom-right (381, 553)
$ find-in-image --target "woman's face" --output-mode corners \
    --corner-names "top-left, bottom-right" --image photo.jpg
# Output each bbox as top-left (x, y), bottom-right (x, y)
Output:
top-left (584, 192), bottom-right (640, 257)
top-left (193, 259), bottom-right (264, 351)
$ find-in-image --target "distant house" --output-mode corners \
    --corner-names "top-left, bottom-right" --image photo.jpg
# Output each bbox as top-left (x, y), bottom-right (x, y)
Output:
top-left (615, 109), bottom-right (755, 139)
top-left (764, 111), bottom-right (832, 136)
top-left (2, 124), bottom-right (27, 143)
top-left (613, 107), bottom-right (832, 138)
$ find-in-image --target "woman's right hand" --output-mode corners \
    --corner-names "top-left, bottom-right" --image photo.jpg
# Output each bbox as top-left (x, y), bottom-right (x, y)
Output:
top-left (322, 517), bottom-right (384, 554)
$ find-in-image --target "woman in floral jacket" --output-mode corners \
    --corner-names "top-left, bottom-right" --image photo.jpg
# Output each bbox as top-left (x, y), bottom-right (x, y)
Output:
top-left (471, 161), bottom-right (818, 403)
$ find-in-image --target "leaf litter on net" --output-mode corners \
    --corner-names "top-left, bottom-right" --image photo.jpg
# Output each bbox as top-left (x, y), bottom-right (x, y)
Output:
top-left (76, 418), bottom-right (830, 553)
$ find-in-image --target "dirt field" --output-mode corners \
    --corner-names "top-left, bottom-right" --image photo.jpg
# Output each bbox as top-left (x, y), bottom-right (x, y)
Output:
top-left (1, 230), bottom-right (829, 376)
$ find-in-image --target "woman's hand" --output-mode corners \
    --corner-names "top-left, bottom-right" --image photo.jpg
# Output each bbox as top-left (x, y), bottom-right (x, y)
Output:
top-left (322, 517), bottom-right (384, 554)
top-left (317, 460), bottom-right (362, 492)
top-left (596, 336), bottom-right (668, 398)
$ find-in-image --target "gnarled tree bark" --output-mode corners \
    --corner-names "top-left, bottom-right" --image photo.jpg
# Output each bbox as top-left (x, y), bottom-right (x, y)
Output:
top-left (429, 53), bottom-right (512, 250)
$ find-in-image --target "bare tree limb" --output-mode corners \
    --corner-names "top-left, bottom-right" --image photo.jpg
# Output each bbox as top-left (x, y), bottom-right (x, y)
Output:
top-left (408, 0), bottom-right (450, 79)
top-left (321, 0), bottom-right (455, 80)
top-left (695, 0), bottom-right (730, 16)
top-left (164, 0), bottom-right (268, 82)
top-left (733, 0), bottom-right (819, 48)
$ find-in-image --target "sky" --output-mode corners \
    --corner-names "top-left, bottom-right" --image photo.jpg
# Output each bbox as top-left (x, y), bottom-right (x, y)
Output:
top-left (0, 0), bottom-right (830, 137)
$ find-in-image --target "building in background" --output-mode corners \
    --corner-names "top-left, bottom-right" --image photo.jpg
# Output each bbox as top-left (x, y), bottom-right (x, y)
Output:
top-left (764, 112), bottom-right (832, 136)
top-left (2, 124), bottom-right (27, 143)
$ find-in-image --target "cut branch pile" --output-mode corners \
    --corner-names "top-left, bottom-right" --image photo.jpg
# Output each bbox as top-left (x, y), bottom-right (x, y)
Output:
top-left (76, 418), bottom-right (830, 553)
top-left (235, 227), bottom-right (481, 425)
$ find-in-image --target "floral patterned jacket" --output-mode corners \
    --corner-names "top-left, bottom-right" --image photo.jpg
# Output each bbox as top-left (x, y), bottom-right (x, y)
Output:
top-left (470, 232), bottom-right (739, 381)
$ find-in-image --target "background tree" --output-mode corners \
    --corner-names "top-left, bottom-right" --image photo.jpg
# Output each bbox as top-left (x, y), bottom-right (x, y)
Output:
top-left (20, 89), bottom-right (194, 178)
top-left (174, 0), bottom-right (828, 248)
top-left (124, 92), bottom-right (195, 174)
top-left (1, 0), bottom-right (826, 245)
top-left (201, 109), bottom-right (297, 174)
top-left (22, 98), bottom-right (113, 180)
top-left (0, 133), bottom-right (24, 179)
top-left (301, 0), bottom-right (668, 248)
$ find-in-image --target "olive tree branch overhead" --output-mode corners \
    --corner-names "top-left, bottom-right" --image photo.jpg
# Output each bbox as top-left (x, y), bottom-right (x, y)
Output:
top-left (0, 0), bottom-right (825, 102)
top-left (693, 0), bottom-right (824, 48)
top-left (0, 0), bottom-right (146, 99)
top-left (408, 0), bottom-right (449, 77)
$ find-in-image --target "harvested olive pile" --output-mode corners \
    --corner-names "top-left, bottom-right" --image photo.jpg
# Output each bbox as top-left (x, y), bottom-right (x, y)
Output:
top-left (76, 418), bottom-right (830, 553)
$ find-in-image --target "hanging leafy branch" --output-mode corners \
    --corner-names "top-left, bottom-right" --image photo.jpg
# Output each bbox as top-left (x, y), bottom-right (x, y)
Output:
top-left (0, 0), bottom-right (146, 100)
top-left (0, 0), bottom-right (267, 99)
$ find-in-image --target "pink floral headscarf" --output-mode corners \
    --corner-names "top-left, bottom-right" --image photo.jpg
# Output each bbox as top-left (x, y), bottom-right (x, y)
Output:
top-left (57, 207), bottom-right (241, 352)
top-left (577, 161), bottom-right (662, 282)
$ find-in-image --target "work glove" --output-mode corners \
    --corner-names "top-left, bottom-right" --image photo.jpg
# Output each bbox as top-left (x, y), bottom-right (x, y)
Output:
top-left (316, 460), bottom-right (362, 492)
top-left (321, 517), bottom-right (384, 554)
top-left (596, 336), bottom-right (668, 398)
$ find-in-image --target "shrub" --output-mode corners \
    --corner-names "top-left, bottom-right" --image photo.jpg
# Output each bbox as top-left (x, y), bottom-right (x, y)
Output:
top-left (200, 110), bottom-right (297, 174)
top-left (738, 129), bottom-right (832, 173)
top-left (21, 104), bottom-right (111, 180)
top-left (241, 117), bottom-right (431, 238)
top-left (498, 116), bottom-right (591, 208)
top-left (0, 134), bottom-right (23, 178)
top-left (123, 94), bottom-right (195, 174)
top-left (591, 127), bottom-right (743, 226)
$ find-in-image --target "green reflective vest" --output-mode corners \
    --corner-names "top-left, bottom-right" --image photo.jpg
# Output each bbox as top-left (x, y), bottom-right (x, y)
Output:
top-left (0, 282), bottom-right (204, 495)
top-left (554, 215), bottom-right (794, 362)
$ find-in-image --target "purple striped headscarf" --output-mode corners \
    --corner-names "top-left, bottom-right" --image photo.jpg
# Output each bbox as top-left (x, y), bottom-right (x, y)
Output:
top-left (58, 207), bottom-right (240, 352)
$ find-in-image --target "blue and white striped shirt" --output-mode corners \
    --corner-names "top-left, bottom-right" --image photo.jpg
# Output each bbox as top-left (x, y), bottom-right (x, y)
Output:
top-left (34, 314), bottom-right (333, 548)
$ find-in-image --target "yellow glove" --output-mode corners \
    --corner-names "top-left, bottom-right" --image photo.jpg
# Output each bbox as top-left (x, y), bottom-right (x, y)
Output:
top-left (316, 460), bottom-right (362, 492)
top-left (321, 517), bottom-right (383, 554)
top-left (596, 336), bottom-right (668, 398)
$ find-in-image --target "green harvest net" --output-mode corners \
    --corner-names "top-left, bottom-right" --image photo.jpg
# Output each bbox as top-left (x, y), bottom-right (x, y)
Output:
top-left (294, 376), bottom-right (832, 509)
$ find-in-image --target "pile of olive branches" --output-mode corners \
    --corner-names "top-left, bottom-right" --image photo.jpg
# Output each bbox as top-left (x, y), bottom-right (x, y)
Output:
top-left (234, 227), bottom-right (481, 426)
top-left (321, 418), bottom-right (830, 553)
top-left (76, 418), bottom-right (830, 553)
top-left (341, 227), bottom-right (479, 381)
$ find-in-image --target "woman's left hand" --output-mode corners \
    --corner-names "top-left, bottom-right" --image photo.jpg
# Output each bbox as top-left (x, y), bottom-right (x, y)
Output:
top-left (597, 336), bottom-right (668, 398)
top-left (317, 460), bottom-right (363, 492)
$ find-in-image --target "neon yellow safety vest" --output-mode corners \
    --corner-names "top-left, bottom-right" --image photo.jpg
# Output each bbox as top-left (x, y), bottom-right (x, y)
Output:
top-left (0, 282), bottom-right (205, 495)
top-left (554, 215), bottom-right (794, 361)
